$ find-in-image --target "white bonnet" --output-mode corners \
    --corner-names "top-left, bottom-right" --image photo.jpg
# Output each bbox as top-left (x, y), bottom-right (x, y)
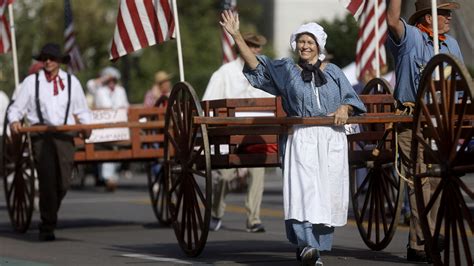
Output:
top-left (290, 22), bottom-right (327, 61)
top-left (100, 66), bottom-right (121, 80)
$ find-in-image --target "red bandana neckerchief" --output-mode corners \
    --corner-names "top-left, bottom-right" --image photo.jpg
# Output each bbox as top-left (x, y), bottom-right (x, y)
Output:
top-left (416, 23), bottom-right (447, 42)
top-left (44, 71), bottom-right (65, 96)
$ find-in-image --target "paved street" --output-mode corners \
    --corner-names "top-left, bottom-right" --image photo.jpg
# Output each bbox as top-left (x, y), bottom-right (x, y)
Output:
top-left (0, 167), bottom-right (471, 265)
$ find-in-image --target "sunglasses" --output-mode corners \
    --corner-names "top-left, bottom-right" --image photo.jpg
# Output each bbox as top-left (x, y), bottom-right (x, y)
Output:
top-left (437, 9), bottom-right (452, 17)
top-left (41, 55), bottom-right (60, 62)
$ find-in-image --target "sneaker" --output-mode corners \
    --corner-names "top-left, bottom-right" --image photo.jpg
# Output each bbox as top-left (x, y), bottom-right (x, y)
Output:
top-left (300, 246), bottom-right (319, 266)
top-left (315, 257), bottom-right (324, 265)
top-left (246, 223), bottom-right (265, 233)
top-left (407, 247), bottom-right (432, 263)
top-left (209, 217), bottom-right (222, 231)
top-left (38, 231), bottom-right (55, 241)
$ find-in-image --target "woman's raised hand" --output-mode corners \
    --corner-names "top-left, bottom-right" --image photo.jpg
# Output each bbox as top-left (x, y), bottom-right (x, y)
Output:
top-left (219, 10), bottom-right (239, 36)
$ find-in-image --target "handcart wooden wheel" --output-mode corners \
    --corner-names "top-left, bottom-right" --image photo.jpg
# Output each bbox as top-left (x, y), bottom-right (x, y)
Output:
top-left (348, 78), bottom-right (405, 250)
top-left (164, 82), bottom-right (212, 257)
top-left (146, 161), bottom-right (171, 225)
top-left (1, 115), bottom-right (36, 233)
top-left (411, 54), bottom-right (474, 265)
top-left (2, 107), bottom-right (167, 232)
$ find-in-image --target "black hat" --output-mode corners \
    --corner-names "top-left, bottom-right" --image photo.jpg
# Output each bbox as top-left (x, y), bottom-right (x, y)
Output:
top-left (33, 43), bottom-right (71, 64)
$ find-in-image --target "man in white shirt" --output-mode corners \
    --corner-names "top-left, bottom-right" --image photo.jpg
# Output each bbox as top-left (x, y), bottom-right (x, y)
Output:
top-left (0, 90), bottom-right (9, 135)
top-left (9, 43), bottom-right (91, 241)
top-left (86, 67), bottom-right (129, 191)
top-left (204, 33), bottom-right (273, 233)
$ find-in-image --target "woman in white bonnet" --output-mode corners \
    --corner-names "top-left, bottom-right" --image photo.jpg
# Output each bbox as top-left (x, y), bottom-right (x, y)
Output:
top-left (220, 10), bottom-right (366, 265)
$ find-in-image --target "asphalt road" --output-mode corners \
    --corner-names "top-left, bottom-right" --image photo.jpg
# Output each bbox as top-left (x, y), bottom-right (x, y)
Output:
top-left (0, 167), bottom-right (471, 265)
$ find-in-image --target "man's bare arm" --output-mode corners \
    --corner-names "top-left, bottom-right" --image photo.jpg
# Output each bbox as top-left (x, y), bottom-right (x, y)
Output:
top-left (387, 0), bottom-right (405, 42)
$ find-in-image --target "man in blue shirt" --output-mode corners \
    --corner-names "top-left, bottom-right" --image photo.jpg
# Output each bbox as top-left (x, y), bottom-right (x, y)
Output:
top-left (386, 0), bottom-right (464, 262)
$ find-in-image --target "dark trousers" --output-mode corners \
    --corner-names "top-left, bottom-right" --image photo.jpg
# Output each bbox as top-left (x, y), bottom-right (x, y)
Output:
top-left (32, 133), bottom-right (75, 233)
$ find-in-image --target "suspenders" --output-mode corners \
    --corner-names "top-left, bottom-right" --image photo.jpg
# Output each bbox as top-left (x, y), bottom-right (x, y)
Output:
top-left (35, 72), bottom-right (72, 125)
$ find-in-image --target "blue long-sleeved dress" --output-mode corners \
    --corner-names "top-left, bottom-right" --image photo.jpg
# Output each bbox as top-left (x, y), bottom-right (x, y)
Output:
top-left (244, 55), bottom-right (366, 250)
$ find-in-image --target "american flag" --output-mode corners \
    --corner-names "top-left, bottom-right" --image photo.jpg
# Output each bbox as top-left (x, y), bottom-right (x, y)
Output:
top-left (342, 0), bottom-right (387, 80)
top-left (64, 0), bottom-right (85, 72)
top-left (220, 0), bottom-right (237, 64)
top-left (109, 0), bottom-right (175, 61)
top-left (0, 0), bottom-right (12, 54)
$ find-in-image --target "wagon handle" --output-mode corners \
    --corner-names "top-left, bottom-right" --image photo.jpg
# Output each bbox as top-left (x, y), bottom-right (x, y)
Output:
top-left (17, 121), bottom-right (165, 134)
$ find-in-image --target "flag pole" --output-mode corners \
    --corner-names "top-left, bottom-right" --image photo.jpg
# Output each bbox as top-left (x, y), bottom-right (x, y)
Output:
top-left (171, 0), bottom-right (185, 82)
top-left (374, 0), bottom-right (380, 78)
top-left (7, 2), bottom-right (19, 91)
top-left (431, 0), bottom-right (440, 79)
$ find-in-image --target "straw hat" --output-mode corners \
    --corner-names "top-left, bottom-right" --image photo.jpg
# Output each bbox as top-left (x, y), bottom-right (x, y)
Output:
top-left (408, 0), bottom-right (460, 25)
top-left (242, 33), bottom-right (267, 46)
top-left (154, 71), bottom-right (173, 84)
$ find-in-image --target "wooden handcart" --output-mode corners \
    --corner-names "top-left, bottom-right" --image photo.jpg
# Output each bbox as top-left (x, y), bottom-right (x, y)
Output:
top-left (1, 106), bottom-right (172, 232)
top-left (163, 54), bottom-right (473, 265)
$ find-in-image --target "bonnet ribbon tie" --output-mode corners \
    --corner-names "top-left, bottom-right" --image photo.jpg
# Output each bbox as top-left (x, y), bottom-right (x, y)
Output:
top-left (298, 59), bottom-right (327, 87)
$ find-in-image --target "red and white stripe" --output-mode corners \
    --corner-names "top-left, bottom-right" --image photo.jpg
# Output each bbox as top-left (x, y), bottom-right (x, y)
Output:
top-left (355, 0), bottom-right (387, 80)
top-left (342, 0), bottom-right (387, 80)
top-left (64, 23), bottom-right (85, 72)
top-left (0, 0), bottom-right (12, 54)
top-left (221, 0), bottom-right (237, 63)
top-left (110, 0), bottom-right (175, 61)
top-left (340, 0), bottom-right (365, 21)
top-left (221, 29), bottom-right (236, 63)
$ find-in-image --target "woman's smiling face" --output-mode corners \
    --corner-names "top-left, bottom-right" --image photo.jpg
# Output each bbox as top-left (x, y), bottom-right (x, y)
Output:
top-left (296, 33), bottom-right (319, 64)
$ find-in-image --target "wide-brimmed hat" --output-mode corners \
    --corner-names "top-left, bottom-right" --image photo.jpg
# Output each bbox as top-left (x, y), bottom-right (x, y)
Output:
top-left (32, 43), bottom-right (70, 64)
top-left (408, 0), bottom-right (460, 25)
top-left (243, 33), bottom-right (267, 47)
top-left (154, 71), bottom-right (173, 84)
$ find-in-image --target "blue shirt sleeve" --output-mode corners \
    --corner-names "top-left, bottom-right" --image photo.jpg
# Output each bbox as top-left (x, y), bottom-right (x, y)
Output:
top-left (243, 55), bottom-right (292, 96)
top-left (387, 19), bottom-right (422, 57)
top-left (326, 64), bottom-right (367, 115)
top-left (444, 34), bottom-right (464, 63)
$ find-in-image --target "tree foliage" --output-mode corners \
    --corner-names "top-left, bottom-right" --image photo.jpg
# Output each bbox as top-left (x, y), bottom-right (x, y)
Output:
top-left (0, 0), bottom-right (267, 103)
top-left (317, 14), bottom-right (359, 68)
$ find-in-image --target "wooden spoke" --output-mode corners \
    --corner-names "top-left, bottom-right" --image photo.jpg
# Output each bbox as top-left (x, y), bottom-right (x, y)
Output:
top-left (448, 91), bottom-right (470, 161)
top-left (419, 100), bottom-right (443, 148)
top-left (421, 178), bottom-right (445, 217)
top-left (349, 79), bottom-right (404, 251)
top-left (164, 82), bottom-right (211, 257)
top-left (413, 54), bottom-right (474, 265)
top-left (187, 145), bottom-right (204, 167)
top-left (169, 107), bottom-right (182, 138)
top-left (190, 176), bottom-right (206, 205)
top-left (189, 168), bottom-right (207, 179)
top-left (146, 162), bottom-right (171, 226)
top-left (165, 129), bottom-right (182, 156)
top-left (169, 174), bottom-right (183, 195)
top-left (2, 128), bottom-right (35, 233)
top-left (358, 172), bottom-right (374, 224)
top-left (413, 134), bottom-right (442, 165)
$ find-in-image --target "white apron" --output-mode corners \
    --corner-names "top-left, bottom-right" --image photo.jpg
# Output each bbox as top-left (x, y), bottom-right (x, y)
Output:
top-left (283, 125), bottom-right (349, 227)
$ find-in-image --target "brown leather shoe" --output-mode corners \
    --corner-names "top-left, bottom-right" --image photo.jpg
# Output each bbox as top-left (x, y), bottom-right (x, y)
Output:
top-left (105, 180), bottom-right (117, 192)
top-left (407, 247), bottom-right (432, 263)
top-left (39, 231), bottom-right (55, 241)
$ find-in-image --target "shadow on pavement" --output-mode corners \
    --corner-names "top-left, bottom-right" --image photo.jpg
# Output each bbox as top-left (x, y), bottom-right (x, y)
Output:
top-left (327, 246), bottom-right (407, 264)
top-left (107, 240), bottom-right (298, 265)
